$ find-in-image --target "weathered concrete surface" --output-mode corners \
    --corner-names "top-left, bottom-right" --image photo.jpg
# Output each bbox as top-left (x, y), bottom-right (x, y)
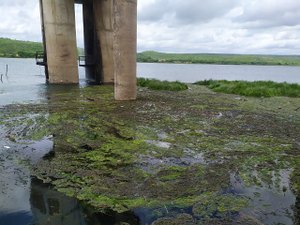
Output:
top-left (40, 0), bottom-right (79, 83)
top-left (39, 0), bottom-right (49, 80)
top-left (114, 0), bottom-right (137, 100)
top-left (93, 0), bottom-right (115, 84)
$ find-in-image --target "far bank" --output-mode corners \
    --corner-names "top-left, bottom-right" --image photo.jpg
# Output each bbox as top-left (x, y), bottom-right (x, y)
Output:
top-left (1, 37), bottom-right (300, 66)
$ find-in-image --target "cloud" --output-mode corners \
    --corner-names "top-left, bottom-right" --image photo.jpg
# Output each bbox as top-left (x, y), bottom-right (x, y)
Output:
top-left (137, 0), bottom-right (300, 54)
top-left (138, 0), bottom-right (239, 25)
top-left (235, 0), bottom-right (300, 28)
top-left (0, 0), bottom-right (41, 41)
top-left (0, 0), bottom-right (299, 54)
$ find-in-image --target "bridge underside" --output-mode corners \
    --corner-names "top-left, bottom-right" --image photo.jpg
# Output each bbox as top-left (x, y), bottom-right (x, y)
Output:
top-left (39, 0), bottom-right (137, 100)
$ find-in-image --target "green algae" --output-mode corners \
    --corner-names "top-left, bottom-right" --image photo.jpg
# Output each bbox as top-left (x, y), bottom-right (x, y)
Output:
top-left (192, 192), bottom-right (248, 218)
top-left (0, 84), bottom-right (299, 224)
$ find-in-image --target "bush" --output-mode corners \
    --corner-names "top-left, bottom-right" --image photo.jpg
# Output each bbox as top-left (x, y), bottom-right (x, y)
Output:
top-left (137, 78), bottom-right (188, 91)
top-left (194, 80), bottom-right (300, 97)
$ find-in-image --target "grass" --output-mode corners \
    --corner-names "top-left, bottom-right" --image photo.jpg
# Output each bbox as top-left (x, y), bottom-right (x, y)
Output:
top-left (137, 78), bottom-right (188, 91)
top-left (137, 51), bottom-right (300, 66)
top-left (195, 80), bottom-right (300, 97)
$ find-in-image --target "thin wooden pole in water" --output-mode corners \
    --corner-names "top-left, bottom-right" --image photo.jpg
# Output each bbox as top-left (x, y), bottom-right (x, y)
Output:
top-left (5, 64), bottom-right (8, 78)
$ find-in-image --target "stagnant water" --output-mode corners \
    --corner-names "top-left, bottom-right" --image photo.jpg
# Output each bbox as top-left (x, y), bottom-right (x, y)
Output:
top-left (0, 58), bottom-right (299, 224)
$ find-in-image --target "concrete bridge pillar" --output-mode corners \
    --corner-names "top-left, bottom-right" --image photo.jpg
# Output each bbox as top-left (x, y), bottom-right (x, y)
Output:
top-left (40, 0), bottom-right (79, 83)
top-left (93, 0), bottom-right (115, 84)
top-left (114, 0), bottom-right (137, 100)
top-left (39, 0), bottom-right (137, 100)
top-left (82, 0), bottom-right (99, 83)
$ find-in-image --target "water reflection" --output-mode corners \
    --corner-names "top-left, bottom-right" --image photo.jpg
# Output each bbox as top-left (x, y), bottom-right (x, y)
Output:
top-left (0, 132), bottom-right (141, 225)
top-left (295, 197), bottom-right (300, 225)
top-left (230, 171), bottom-right (296, 225)
top-left (31, 179), bottom-right (86, 225)
top-left (30, 179), bottom-right (141, 225)
top-left (0, 135), bottom-right (53, 224)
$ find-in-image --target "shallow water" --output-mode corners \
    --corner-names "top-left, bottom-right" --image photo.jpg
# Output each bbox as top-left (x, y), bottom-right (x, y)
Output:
top-left (0, 58), bottom-right (300, 105)
top-left (230, 171), bottom-right (296, 225)
top-left (137, 62), bottom-right (300, 84)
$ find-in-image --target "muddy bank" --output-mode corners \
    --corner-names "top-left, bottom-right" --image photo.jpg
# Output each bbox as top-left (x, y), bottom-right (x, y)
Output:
top-left (1, 84), bottom-right (299, 224)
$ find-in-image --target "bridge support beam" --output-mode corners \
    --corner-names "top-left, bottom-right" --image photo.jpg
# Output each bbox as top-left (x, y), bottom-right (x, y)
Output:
top-left (39, 0), bottom-right (137, 100)
top-left (40, 0), bottom-right (79, 83)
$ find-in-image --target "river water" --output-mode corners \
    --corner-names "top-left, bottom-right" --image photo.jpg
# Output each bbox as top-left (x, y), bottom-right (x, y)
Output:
top-left (0, 58), bottom-right (300, 105)
top-left (137, 62), bottom-right (300, 84)
top-left (0, 58), bottom-right (299, 225)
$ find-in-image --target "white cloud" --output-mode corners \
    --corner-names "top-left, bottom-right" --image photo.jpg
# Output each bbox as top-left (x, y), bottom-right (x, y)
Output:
top-left (0, 0), bottom-right (299, 55)
top-left (137, 0), bottom-right (300, 54)
top-left (236, 0), bottom-right (300, 28)
top-left (0, 0), bottom-right (41, 41)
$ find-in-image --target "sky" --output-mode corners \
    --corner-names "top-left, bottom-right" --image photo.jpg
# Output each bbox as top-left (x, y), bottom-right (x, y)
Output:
top-left (0, 0), bottom-right (300, 55)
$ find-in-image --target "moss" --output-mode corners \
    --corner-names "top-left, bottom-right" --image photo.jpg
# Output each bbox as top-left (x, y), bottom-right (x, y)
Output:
top-left (192, 192), bottom-right (249, 218)
top-left (158, 166), bottom-right (189, 181)
top-left (83, 139), bottom-right (146, 168)
top-left (151, 213), bottom-right (195, 225)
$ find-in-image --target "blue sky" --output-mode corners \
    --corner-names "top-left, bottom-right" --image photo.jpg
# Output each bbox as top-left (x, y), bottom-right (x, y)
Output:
top-left (0, 0), bottom-right (300, 55)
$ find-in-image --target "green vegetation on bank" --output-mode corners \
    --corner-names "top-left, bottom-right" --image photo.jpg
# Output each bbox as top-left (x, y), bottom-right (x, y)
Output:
top-left (195, 80), bottom-right (300, 97)
top-left (0, 38), bottom-right (43, 58)
top-left (1, 37), bottom-right (300, 66)
top-left (0, 37), bottom-right (84, 58)
top-left (137, 78), bottom-right (188, 91)
top-left (137, 51), bottom-right (300, 66)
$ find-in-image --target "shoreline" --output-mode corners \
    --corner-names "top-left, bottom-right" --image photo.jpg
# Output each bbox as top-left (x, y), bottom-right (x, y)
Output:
top-left (1, 56), bottom-right (300, 67)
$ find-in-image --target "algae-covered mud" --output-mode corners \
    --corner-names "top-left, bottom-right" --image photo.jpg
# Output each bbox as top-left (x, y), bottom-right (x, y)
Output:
top-left (0, 84), bottom-right (299, 224)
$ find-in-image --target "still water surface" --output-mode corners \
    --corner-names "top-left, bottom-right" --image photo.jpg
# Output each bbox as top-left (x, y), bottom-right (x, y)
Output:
top-left (137, 62), bottom-right (300, 83)
top-left (0, 58), bottom-right (299, 224)
top-left (0, 58), bottom-right (300, 105)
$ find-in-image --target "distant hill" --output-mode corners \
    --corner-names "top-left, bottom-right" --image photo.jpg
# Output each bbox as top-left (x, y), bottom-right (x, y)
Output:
top-left (1, 38), bottom-right (300, 66)
top-left (0, 38), bottom-right (43, 58)
top-left (0, 37), bottom-right (84, 58)
top-left (137, 51), bottom-right (300, 66)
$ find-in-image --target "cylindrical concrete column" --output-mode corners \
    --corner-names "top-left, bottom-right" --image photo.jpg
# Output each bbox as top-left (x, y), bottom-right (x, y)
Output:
top-left (113, 0), bottom-right (137, 100)
top-left (40, 0), bottom-right (79, 84)
top-left (93, 0), bottom-right (114, 84)
top-left (39, 0), bottom-right (49, 80)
